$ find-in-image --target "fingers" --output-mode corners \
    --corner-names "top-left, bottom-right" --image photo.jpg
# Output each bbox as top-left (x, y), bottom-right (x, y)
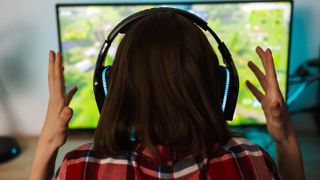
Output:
top-left (245, 80), bottom-right (264, 102)
top-left (66, 86), bottom-right (78, 105)
top-left (54, 52), bottom-right (65, 97)
top-left (265, 48), bottom-right (279, 89)
top-left (48, 51), bottom-right (55, 93)
top-left (256, 46), bottom-right (267, 70)
top-left (48, 51), bottom-right (65, 102)
top-left (248, 61), bottom-right (268, 91)
top-left (255, 46), bottom-right (280, 90)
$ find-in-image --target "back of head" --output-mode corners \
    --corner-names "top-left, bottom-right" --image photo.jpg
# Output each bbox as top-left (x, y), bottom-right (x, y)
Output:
top-left (94, 9), bottom-right (231, 160)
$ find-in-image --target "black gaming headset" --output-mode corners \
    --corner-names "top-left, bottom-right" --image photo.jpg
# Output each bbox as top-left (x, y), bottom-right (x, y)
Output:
top-left (93, 7), bottom-right (239, 121)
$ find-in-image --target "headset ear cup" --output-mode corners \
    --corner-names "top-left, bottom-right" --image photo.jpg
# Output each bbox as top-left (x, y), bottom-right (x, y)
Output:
top-left (102, 66), bottom-right (112, 97)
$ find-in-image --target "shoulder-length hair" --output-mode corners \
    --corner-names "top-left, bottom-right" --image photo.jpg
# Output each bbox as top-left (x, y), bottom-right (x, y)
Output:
top-left (94, 10), bottom-right (231, 161)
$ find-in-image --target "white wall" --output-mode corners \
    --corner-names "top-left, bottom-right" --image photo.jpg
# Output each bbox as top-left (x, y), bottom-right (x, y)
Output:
top-left (0, 0), bottom-right (319, 136)
top-left (0, 0), bottom-right (56, 135)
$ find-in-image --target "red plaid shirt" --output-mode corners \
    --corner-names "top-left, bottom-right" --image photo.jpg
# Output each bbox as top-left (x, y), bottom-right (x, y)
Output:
top-left (54, 138), bottom-right (281, 179)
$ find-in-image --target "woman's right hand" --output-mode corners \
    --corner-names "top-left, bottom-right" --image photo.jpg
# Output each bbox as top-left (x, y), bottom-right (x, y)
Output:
top-left (245, 46), bottom-right (294, 144)
top-left (246, 46), bottom-right (305, 180)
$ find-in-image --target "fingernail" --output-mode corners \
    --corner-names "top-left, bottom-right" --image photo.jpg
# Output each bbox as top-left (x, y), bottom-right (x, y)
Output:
top-left (49, 50), bottom-right (54, 60)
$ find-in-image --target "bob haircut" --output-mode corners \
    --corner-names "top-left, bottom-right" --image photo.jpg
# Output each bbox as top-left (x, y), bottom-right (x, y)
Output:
top-left (94, 10), bottom-right (231, 161)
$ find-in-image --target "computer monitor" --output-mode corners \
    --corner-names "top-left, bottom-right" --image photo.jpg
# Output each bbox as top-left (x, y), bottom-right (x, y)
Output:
top-left (56, 1), bottom-right (292, 131)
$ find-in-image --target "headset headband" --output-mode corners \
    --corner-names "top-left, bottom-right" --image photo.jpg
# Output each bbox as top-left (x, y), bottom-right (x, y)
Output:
top-left (94, 7), bottom-right (239, 120)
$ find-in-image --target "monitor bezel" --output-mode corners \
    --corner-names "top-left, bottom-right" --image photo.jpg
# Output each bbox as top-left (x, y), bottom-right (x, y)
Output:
top-left (56, 0), bottom-right (293, 133)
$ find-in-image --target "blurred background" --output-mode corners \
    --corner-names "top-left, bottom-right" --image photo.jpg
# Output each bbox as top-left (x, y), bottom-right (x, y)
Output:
top-left (0, 0), bottom-right (319, 179)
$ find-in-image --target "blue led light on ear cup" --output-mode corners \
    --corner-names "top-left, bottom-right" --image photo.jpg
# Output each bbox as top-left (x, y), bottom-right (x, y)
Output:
top-left (102, 67), bottom-right (111, 96)
top-left (129, 128), bottom-right (136, 142)
top-left (222, 67), bottom-right (230, 112)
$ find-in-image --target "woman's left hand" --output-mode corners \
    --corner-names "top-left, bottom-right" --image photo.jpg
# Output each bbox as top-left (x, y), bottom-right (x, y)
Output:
top-left (39, 51), bottom-right (77, 149)
top-left (29, 51), bottom-right (78, 180)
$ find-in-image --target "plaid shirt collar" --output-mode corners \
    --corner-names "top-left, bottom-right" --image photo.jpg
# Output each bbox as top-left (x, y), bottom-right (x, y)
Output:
top-left (54, 138), bottom-right (281, 180)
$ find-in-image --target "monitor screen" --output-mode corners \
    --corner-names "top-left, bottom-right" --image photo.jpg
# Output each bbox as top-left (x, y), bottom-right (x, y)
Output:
top-left (56, 1), bottom-right (292, 130)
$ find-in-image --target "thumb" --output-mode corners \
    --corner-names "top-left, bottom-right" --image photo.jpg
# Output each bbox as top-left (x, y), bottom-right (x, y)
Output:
top-left (270, 101), bottom-right (282, 119)
top-left (59, 107), bottom-right (73, 129)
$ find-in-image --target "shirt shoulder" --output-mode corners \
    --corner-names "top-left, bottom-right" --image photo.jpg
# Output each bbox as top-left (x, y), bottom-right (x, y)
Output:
top-left (209, 137), bottom-right (281, 180)
top-left (54, 143), bottom-right (134, 180)
top-left (222, 137), bottom-right (263, 152)
top-left (62, 143), bottom-right (93, 159)
top-left (54, 143), bottom-right (95, 180)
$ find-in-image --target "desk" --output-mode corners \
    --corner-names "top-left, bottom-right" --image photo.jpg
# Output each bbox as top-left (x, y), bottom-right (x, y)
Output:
top-left (0, 136), bottom-right (92, 179)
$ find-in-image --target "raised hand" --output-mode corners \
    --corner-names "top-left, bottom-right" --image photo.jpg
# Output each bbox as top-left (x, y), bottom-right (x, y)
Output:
top-left (39, 51), bottom-right (77, 148)
top-left (245, 46), bottom-right (294, 143)
top-left (29, 51), bottom-right (78, 180)
top-left (245, 46), bottom-right (305, 179)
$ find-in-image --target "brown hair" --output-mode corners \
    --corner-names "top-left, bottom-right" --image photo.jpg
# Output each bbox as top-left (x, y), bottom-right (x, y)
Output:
top-left (94, 10), bottom-right (231, 161)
